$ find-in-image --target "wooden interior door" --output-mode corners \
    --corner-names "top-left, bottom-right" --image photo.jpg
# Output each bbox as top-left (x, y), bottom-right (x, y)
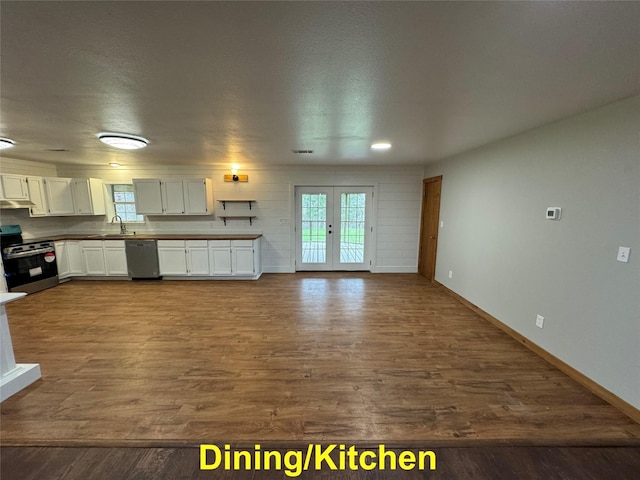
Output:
top-left (418, 176), bottom-right (442, 281)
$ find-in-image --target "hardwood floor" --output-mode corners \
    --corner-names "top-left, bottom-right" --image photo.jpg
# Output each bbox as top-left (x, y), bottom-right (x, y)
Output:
top-left (2, 446), bottom-right (640, 480)
top-left (1, 273), bottom-right (639, 446)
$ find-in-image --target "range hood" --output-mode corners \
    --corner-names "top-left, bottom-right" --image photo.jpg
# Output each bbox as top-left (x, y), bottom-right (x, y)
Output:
top-left (0, 199), bottom-right (35, 209)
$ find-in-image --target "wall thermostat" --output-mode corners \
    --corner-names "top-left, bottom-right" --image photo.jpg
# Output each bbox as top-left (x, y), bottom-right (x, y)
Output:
top-left (546, 207), bottom-right (562, 220)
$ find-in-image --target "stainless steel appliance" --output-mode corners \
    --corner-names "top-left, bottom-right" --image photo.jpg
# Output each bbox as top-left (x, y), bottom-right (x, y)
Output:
top-left (1, 225), bottom-right (59, 294)
top-left (125, 239), bottom-right (161, 279)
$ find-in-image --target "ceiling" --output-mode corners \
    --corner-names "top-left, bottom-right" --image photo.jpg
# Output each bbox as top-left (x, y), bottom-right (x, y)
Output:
top-left (1, 1), bottom-right (639, 169)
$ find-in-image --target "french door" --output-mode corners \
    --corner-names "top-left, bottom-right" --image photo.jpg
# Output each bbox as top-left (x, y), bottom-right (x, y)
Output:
top-left (295, 186), bottom-right (372, 271)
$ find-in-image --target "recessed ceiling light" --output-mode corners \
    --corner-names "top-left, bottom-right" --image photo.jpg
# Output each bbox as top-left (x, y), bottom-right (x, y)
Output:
top-left (98, 132), bottom-right (148, 150)
top-left (109, 162), bottom-right (121, 167)
top-left (371, 142), bottom-right (391, 150)
top-left (0, 137), bottom-right (16, 150)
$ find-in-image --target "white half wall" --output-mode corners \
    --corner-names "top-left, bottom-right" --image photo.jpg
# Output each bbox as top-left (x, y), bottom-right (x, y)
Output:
top-left (424, 95), bottom-right (640, 410)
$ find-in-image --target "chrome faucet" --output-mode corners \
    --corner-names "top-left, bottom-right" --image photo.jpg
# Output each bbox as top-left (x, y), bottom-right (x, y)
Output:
top-left (111, 214), bottom-right (127, 234)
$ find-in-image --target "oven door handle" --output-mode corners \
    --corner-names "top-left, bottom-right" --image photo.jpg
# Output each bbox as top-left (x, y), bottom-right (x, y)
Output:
top-left (4, 247), bottom-right (55, 259)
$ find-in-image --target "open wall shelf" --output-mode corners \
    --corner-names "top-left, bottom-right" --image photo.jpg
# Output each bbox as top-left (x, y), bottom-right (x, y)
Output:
top-left (218, 200), bottom-right (256, 210)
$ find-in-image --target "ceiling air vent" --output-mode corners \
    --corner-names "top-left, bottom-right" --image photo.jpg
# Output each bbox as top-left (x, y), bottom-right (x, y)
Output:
top-left (291, 149), bottom-right (314, 154)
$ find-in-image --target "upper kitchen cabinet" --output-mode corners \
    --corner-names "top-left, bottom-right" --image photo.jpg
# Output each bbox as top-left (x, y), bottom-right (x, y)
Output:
top-left (133, 179), bottom-right (163, 214)
top-left (133, 178), bottom-right (213, 215)
top-left (26, 176), bottom-right (48, 216)
top-left (0, 174), bottom-right (29, 200)
top-left (43, 177), bottom-right (75, 215)
top-left (42, 177), bottom-right (106, 216)
top-left (183, 179), bottom-right (214, 214)
top-left (71, 178), bottom-right (106, 215)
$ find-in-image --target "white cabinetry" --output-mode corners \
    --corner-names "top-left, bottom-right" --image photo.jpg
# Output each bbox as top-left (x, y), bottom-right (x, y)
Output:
top-left (81, 240), bottom-right (107, 276)
top-left (184, 179), bottom-right (214, 214)
top-left (208, 240), bottom-right (232, 275)
top-left (157, 240), bottom-right (211, 276)
top-left (43, 177), bottom-right (75, 215)
top-left (162, 179), bottom-right (186, 214)
top-left (157, 240), bottom-right (188, 275)
top-left (66, 241), bottom-right (85, 276)
top-left (72, 178), bottom-right (106, 215)
top-left (55, 240), bottom-right (127, 278)
top-left (26, 176), bottom-right (48, 216)
top-left (186, 240), bottom-right (210, 276)
top-left (0, 174), bottom-right (29, 200)
top-left (133, 178), bottom-right (213, 215)
top-left (54, 241), bottom-right (70, 279)
top-left (133, 179), bottom-right (163, 214)
top-left (104, 241), bottom-right (128, 276)
top-left (207, 238), bottom-right (261, 278)
top-left (231, 240), bottom-right (256, 276)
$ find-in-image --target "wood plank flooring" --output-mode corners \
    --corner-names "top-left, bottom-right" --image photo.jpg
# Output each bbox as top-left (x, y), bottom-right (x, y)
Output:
top-left (1, 273), bottom-right (639, 445)
top-left (3, 446), bottom-right (640, 480)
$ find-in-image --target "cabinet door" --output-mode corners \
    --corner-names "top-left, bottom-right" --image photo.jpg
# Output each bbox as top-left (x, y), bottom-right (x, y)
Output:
top-left (44, 177), bottom-right (75, 215)
top-left (161, 179), bottom-right (185, 214)
top-left (0, 174), bottom-right (29, 200)
top-left (82, 241), bottom-right (107, 275)
top-left (183, 179), bottom-right (213, 214)
top-left (66, 241), bottom-right (85, 275)
top-left (133, 179), bottom-right (163, 214)
top-left (209, 247), bottom-right (232, 275)
top-left (158, 246), bottom-right (188, 275)
top-left (72, 179), bottom-right (93, 215)
top-left (187, 245), bottom-right (210, 276)
top-left (54, 241), bottom-right (70, 279)
top-left (104, 241), bottom-right (128, 276)
top-left (26, 176), bottom-right (48, 216)
top-left (232, 247), bottom-right (255, 275)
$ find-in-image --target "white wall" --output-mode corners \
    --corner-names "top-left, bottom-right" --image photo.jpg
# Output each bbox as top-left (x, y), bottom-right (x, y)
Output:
top-left (424, 96), bottom-right (640, 409)
top-left (1, 161), bottom-right (423, 273)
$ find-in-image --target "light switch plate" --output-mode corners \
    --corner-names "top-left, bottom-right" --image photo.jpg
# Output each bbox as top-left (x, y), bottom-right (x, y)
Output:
top-left (617, 246), bottom-right (630, 263)
top-left (536, 315), bottom-right (544, 328)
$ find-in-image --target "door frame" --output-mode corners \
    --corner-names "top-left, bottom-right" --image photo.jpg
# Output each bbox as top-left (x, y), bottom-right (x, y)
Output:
top-left (418, 175), bottom-right (442, 281)
top-left (290, 183), bottom-right (378, 272)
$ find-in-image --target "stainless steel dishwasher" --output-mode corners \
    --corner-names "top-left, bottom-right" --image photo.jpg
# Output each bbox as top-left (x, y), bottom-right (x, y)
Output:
top-left (125, 239), bottom-right (161, 279)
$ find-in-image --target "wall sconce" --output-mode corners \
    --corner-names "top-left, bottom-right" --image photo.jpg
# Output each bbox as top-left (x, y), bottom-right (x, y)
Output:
top-left (224, 167), bottom-right (248, 182)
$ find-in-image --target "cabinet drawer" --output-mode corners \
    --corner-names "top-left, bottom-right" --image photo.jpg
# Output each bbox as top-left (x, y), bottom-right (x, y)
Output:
top-left (231, 240), bottom-right (254, 247)
top-left (157, 240), bottom-right (185, 248)
top-left (103, 240), bottom-right (125, 248)
top-left (209, 240), bottom-right (231, 247)
top-left (80, 240), bottom-right (103, 247)
top-left (186, 240), bottom-right (208, 248)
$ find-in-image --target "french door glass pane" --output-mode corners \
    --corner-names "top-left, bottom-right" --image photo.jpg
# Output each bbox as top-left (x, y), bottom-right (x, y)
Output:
top-left (301, 193), bottom-right (327, 263)
top-left (340, 193), bottom-right (366, 263)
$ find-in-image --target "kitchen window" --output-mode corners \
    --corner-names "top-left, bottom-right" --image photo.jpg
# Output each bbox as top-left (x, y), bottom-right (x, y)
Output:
top-left (112, 184), bottom-right (144, 222)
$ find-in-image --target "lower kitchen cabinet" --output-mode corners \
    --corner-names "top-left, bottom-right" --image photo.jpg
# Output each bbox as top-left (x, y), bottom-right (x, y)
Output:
top-left (54, 241), bottom-right (70, 279)
top-left (67, 241), bottom-right (85, 276)
top-left (186, 240), bottom-right (210, 276)
top-left (103, 241), bottom-right (128, 276)
top-left (52, 236), bottom-right (261, 282)
top-left (209, 240), bottom-right (232, 275)
top-left (157, 240), bottom-right (188, 275)
top-left (55, 240), bottom-right (127, 279)
top-left (81, 241), bottom-right (107, 275)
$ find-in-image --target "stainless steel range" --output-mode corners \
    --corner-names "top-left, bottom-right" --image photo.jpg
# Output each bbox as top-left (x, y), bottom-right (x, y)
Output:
top-left (1, 225), bottom-right (59, 294)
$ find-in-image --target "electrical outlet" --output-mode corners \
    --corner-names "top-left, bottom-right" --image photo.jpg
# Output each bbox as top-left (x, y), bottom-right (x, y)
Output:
top-left (617, 246), bottom-right (630, 263)
top-left (448, 270), bottom-right (453, 279)
top-left (536, 315), bottom-right (544, 329)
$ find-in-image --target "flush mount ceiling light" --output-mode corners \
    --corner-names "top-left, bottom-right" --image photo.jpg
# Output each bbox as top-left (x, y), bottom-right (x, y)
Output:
top-left (98, 132), bottom-right (148, 150)
top-left (371, 142), bottom-right (392, 150)
top-left (109, 162), bottom-right (121, 167)
top-left (0, 137), bottom-right (16, 150)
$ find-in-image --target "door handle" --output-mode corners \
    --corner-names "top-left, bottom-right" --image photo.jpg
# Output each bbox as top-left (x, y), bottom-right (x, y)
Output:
top-left (430, 236), bottom-right (436, 239)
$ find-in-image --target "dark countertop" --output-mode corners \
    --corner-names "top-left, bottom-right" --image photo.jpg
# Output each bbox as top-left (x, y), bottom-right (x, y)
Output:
top-left (28, 233), bottom-right (262, 242)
